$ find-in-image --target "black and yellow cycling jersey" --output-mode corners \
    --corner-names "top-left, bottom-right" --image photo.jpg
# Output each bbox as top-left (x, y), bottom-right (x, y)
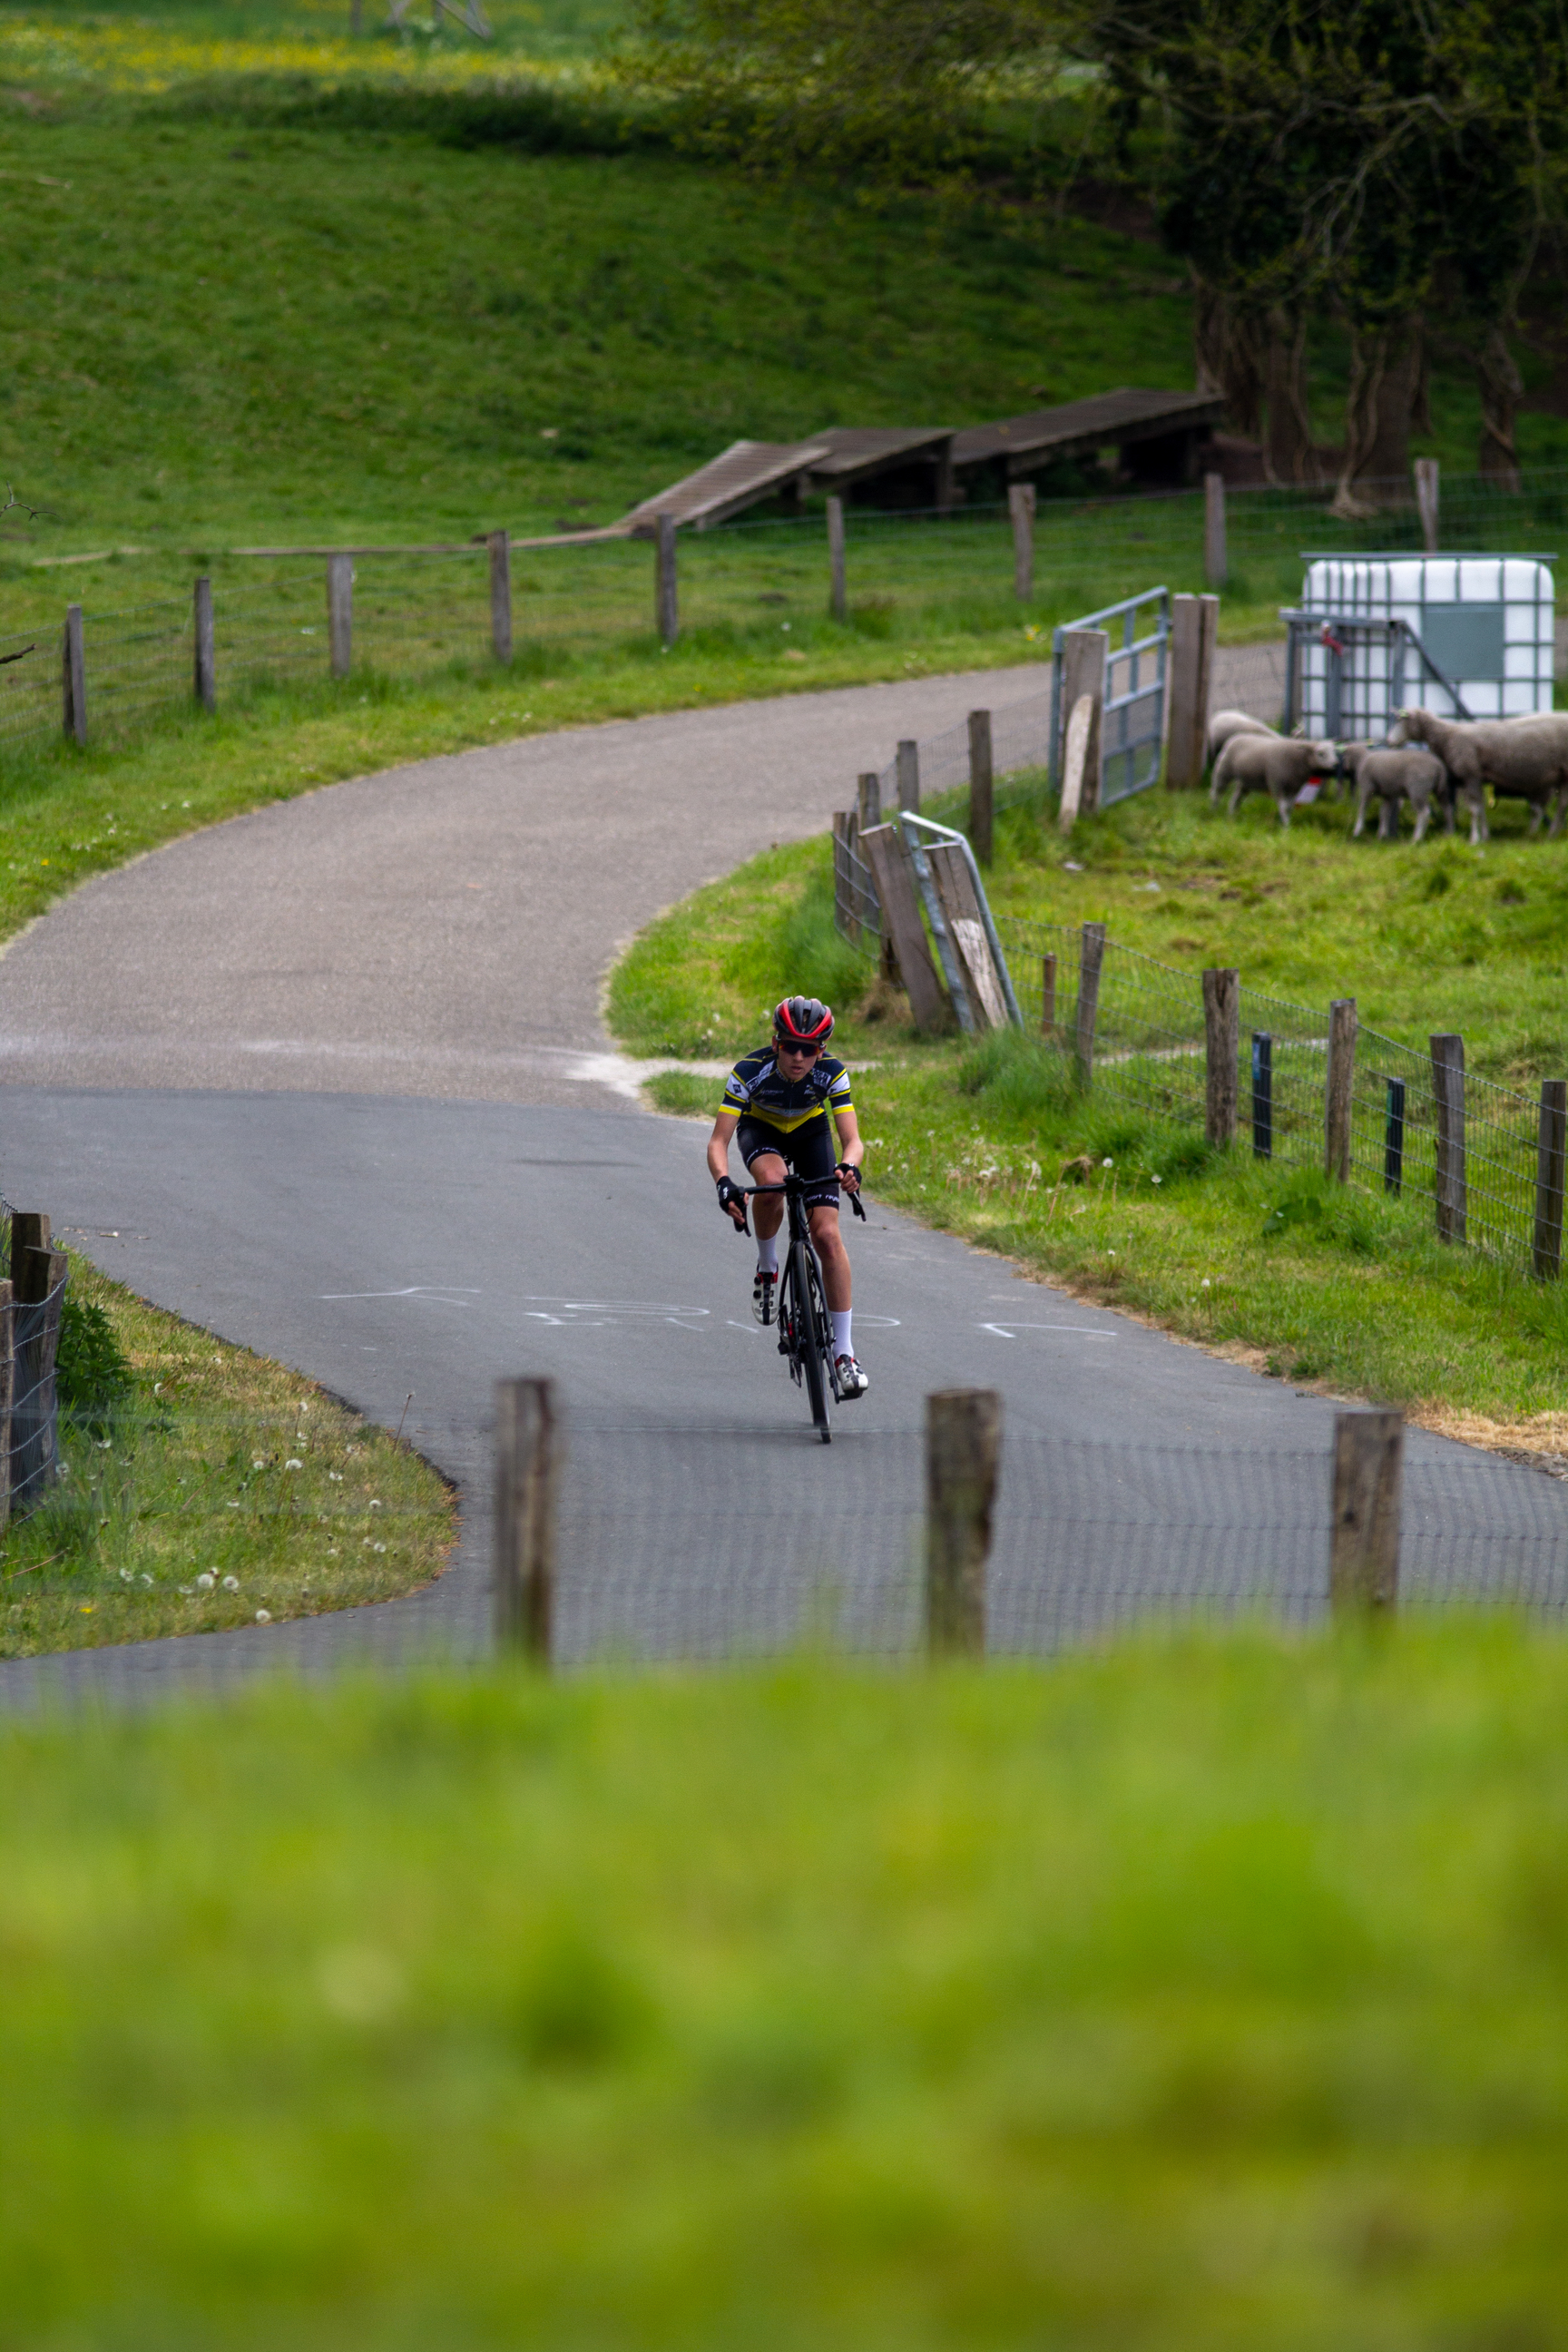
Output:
top-left (719, 1046), bottom-right (854, 1135)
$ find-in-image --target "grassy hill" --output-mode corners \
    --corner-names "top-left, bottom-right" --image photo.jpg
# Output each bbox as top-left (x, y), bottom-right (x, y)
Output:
top-left (0, 0), bottom-right (1548, 584)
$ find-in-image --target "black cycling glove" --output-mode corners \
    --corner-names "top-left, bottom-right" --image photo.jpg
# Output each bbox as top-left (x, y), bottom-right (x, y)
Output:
top-left (716, 1176), bottom-right (747, 1221)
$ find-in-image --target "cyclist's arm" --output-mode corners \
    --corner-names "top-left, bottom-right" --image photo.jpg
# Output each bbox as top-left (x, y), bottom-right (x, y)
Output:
top-left (833, 1106), bottom-right (864, 1189)
top-left (707, 1110), bottom-right (739, 1185)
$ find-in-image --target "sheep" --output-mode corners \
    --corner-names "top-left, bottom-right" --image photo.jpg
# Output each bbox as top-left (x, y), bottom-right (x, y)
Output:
top-left (1339, 741), bottom-right (1449, 844)
top-left (1205, 707), bottom-right (1278, 776)
top-left (1210, 731), bottom-right (1339, 828)
top-left (1388, 708), bottom-right (1568, 844)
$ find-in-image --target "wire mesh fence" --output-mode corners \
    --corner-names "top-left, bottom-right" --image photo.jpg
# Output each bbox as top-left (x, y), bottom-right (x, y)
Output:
top-left (5, 1406), bottom-right (1568, 1704)
top-left (2, 462), bottom-right (1560, 769)
top-left (0, 1205), bottom-right (68, 1518)
top-left (993, 921), bottom-right (1562, 1279)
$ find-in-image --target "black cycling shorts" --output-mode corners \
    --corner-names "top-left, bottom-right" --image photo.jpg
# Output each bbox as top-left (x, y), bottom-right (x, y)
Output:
top-left (736, 1116), bottom-right (840, 1212)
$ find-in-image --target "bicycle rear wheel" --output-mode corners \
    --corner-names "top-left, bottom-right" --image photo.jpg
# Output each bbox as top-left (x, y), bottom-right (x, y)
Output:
top-left (798, 1242), bottom-right (831, 1443)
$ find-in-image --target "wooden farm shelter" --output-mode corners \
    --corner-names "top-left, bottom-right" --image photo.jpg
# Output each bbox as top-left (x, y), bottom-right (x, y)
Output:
top-left (621, 440), bottom-right (832, 534)
top-left (806, 427), bottom-right (956, 510)
top-left (950, 387), bottom-right (1224, 489)
top-left (617, 390), bottom-right (1224, 531)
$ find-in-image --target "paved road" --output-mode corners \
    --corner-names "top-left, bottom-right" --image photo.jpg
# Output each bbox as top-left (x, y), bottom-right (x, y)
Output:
top-left (0, 664), bottom-right (1058, 1105)
top-left (0, 661), bottom-right (1562, 1702)
top-left (2, 1088), bottom-right (1560, 1705)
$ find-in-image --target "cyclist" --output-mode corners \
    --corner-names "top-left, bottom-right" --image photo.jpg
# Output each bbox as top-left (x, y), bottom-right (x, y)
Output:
top-left (707, 994), bottom-right (869, 1398)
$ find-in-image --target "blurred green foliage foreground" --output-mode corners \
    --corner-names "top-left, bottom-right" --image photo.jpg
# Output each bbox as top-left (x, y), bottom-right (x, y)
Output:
top-left (5, 1629), bottom-right (1568, 2346)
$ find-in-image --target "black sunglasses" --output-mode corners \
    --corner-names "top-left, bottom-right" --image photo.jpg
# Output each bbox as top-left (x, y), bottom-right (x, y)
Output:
top-left (776, 1039), bottom-right (822, 1057)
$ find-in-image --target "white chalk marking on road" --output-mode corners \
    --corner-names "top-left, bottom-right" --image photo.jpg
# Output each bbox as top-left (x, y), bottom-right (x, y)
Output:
top-left (524, 1296), bottom-right (710, 1319)
top-left (979, 1321), bottom-right (1115, 1339)
top-left (320, 1285), bottom-right (481, 1307)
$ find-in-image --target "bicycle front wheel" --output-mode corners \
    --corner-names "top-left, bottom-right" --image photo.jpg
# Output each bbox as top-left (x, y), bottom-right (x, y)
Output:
top-left (799, 1243), bottom-right (831, 1443)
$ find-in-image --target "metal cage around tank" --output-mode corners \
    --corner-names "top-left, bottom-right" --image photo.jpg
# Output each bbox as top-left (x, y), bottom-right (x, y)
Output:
top-left (1284, 553), bottom-right (1556, 740)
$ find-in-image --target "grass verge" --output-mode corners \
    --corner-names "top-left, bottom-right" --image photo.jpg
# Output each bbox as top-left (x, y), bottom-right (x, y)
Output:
top-left (2, 1249), bottom-right (455, 1660)
top-left (615, 791), bottom-right (1568, 1434)
top-left (4, 1627), bottom-right (1568, 2343)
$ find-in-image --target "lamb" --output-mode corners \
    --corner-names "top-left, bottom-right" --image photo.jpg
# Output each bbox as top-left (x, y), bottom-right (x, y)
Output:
top-left (1339, 740), bottom-right (1449, 844)
top-left (1210, 732), bottom-right (1339, 828)
top-left (1205, 707), bottom-right (1278, 773)
top-left (1388, 708), bottom-right (1568, 844)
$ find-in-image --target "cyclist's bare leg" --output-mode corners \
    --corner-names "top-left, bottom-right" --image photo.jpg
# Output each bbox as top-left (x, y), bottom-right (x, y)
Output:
top-left (808, 1200), bottom-right (850, 1311)
top-left (749, 1152), bottom-right (788, 1243)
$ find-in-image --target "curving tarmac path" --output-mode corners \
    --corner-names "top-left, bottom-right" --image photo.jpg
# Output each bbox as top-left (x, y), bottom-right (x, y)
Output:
top-left (0, 662), bottom-right (1562, 1702)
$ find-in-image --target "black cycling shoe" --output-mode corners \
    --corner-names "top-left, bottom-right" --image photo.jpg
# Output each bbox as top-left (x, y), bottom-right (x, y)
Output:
top-left (752, 1267), bottom-right (777, 1327)
top-left (835, 1354), bottom-right (869, 1399)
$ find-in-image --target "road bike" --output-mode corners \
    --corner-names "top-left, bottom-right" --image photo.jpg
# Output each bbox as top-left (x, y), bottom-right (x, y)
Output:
top-left (738, 1171), bottom-right (866, 1445)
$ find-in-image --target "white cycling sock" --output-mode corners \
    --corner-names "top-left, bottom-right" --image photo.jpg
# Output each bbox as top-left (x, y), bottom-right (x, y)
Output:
top-left (831, 1309), bottom-right (853, 1357)
top-left (756, 1234), bottom-right (778, 1275)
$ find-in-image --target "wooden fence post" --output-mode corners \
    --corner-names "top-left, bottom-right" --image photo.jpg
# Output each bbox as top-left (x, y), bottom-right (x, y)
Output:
top-left (1203, 471), bottom-right (1227, 587)
top-left (327, 554), bottom-right (353, 679)
top-left (857, 769), bottom-right (882, 832)
top-left (1057, 627), bottom-right (1107, 830)
top-left (1041, 951), bottom-right (1056, 1038)
top-left (0, 1278), bottom-right (13, 1535)
top-left (488, 529), bottom-right (513, 663)
top-left (1325, 997), bottom-right (1357, 1181)
top-left (1329, 1409), bottom-right (1404, 1614)
top-left (926, 1387), bottom-right (1001, 1658)
top-left (896, 738), bottom-right (920, 815)
top-left (967, 709), bottom-right (994, 863)
top-left (13, 1238), bottom-right (66, 1512)
top-left (1414, 458), bottom-right (1440, 554)
top-left (858, 823), bottom-right (947, 1032)
top-left (494, 1376), bottom-right (557, 1661)
top-left (827, 495), bottom-right (847, 622)
top-left (193, 575), bottom-right (216, 712)
top-left (1202, 967), bottom-right (1240, 1147)
top-left (1431, 1033), bottom-right (1466, 1243)
top-left (1165, 591), bottom-right (1218, 788)
top-left (1009, 481), bottom-right (1035, 600)
top-left (1534, 1077), bottom-right (1566, 1279)
top-left (1251, 1031), bottom-right (1273, 1159)
top-left (1075, 920), bottom-right (1106, 1087)
top-left (62, 603), bottom-right (86, 745)
top-left (655, 512), bottom-right (679, 648)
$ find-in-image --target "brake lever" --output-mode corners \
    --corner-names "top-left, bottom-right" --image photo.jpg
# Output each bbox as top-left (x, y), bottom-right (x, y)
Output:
top-left (850, 1191), bottom-right (867, 1222)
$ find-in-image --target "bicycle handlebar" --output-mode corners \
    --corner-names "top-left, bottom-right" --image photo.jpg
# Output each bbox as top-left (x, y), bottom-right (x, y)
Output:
top-left (742, 1175), bottom-right (867, 1221)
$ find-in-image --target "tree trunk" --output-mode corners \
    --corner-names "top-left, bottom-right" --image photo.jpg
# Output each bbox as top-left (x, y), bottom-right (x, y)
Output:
top-left (1333, 316), bottom-right (1424, 517)
top-left (1476, 324), bottom-right (1523, 490)
top-left (1192, 273), bottom-right (1262, 438)
top-left (1263, 308), bottom-right (1318, 484)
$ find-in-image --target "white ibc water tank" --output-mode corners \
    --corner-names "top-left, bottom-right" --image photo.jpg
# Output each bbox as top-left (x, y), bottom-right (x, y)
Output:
top-left (1298, 554), bottom-right (1555, 734)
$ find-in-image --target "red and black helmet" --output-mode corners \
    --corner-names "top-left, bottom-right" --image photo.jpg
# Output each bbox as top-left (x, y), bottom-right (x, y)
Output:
top-left (773, 995), bottom-right (834, 1047)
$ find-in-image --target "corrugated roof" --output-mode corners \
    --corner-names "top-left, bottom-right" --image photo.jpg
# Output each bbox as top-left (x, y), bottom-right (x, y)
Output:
top-left (951, 388), bottom-right (1224, 472)
top-left (622, 439), bottom-right (830, 534)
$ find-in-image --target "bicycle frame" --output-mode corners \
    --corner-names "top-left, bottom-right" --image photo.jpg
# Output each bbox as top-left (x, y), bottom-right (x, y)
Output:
top-left (738, 1170), bottom-right (864, 1444)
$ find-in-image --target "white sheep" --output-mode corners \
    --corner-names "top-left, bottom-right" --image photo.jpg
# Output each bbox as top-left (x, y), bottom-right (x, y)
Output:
top-left (1389, 709), bottom-right (1568, 844)
top-left (1339, 741), bottom-right (1449, 844)
top-left (1210, 732), bottom-right (1339, 828)
top-left (1205, 707), bottom-right (1278, 775)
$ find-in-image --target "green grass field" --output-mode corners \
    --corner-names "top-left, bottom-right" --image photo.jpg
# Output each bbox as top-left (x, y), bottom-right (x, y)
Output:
top-left (617, 781), bottom-right (1568, 1439)
top-left (3, 1247), bottom-right (454, 1657)
top-left (4, 1630), bottom-right (1568, 2347)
